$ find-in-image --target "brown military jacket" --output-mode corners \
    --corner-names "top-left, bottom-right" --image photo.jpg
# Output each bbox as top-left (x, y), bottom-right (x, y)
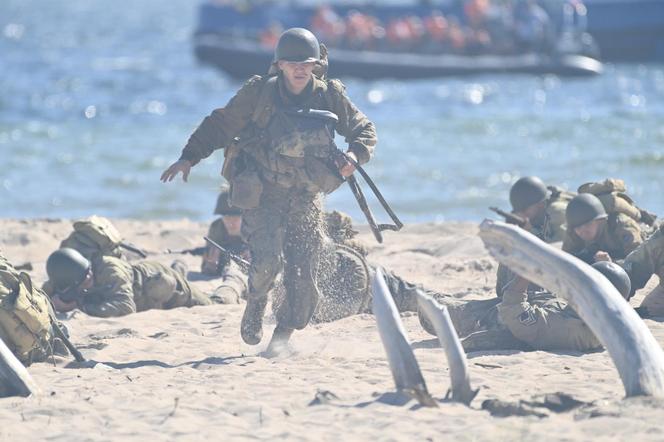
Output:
top-left (79, 257), bottom-right (209, 317)
top-left (498, 278), bottom-right (601, 352)
top-left (179, 74), bottom-right (377, 166)
top-left (562, 213), bottom-right (643, 262)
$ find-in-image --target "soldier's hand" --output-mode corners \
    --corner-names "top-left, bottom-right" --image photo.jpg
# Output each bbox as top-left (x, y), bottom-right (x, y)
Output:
top-left (337, 151), bottom-right (358, 177)
top-left (594, 251), bottom-right (612, 263)
top-left (52, 295), bottom-right (78, 313)
top-left (160, 159), bottom-right (192, 183)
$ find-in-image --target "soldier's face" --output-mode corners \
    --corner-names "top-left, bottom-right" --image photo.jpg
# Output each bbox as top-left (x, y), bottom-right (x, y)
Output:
top-left (278, 60), bottom-right (315, 94)
top-left (574, 218), bottom-right (603, 242)
top-left (222, 215), bottom-right (242, 236)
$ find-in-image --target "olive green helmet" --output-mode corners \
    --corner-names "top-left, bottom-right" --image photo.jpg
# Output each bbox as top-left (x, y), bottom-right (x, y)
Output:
top-left (592, 261), bottom-right (631, 300)
top-left (46, 248), bottom-right (90, 291)
top-left (214, 185), bottom-right (242, 216)
top-left (509, 176), bottom-right (548, 212)
top-left (566, 193), bottom-right (608, 229)
top-left (274, 28), bottom-right (320, 63)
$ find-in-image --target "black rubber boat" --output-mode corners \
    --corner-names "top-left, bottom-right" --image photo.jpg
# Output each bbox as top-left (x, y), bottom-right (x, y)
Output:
top-left (194, 34), bottom-right (603, 79)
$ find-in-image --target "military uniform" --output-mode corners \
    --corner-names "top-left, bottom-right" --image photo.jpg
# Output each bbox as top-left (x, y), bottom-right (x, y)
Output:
top-left (203, 217), bottom-right (249, 304)
top-left (0, 251), bottom-right (61, 365)
top-left (495, 184), bottom-right (573, 297)
top-left (623, 226), bottom-right (664, 315)
top-left (68, 257), bottom-right (211, 318)
top-left (497, 278), bottom-right (601, 352)
top-left (562, 213), bottom-right (643, 263)
top-left (544, 186), bottom-right (575, 243)
top-left (181, 73), bottom-right (376, 334)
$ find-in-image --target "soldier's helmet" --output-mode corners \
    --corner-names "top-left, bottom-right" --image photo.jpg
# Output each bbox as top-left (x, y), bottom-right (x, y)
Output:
top-left (214, 185), bottom-right (242, 216)
top-left (325, 211), bottom-right (358, 242)
top-left (46, 248), bottom-right (91, 291)
top-left (566, 193), bottom-right (608, 229)
top-left (592, 261), bottom-right (631, 300)
top-left (274, 28), bottom-right (320, 63)
top-left (509, 176), bottom-right (548, 212)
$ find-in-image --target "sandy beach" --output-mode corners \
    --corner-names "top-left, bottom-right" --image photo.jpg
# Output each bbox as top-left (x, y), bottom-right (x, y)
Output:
top-left (1, 218), bottom-right (663, 441)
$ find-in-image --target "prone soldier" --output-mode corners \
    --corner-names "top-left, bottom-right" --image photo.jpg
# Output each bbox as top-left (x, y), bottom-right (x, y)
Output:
top-left (562, 193), bottom-right (643, 264)
top-left (45, 248), bottom-right (213, 317)
top-left (495, 176), bottom-right (574, 297)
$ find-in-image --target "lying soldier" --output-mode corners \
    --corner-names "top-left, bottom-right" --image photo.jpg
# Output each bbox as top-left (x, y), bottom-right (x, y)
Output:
top-left (563, 180), bottom-right (651, 264)
top-left (497, 261), bottom-right (631, 351)
top-left (495, 176), bottom-right (574, 297)
top-left (419, 261), bottom-right (632, 352)
top-left (46, 248), bottom-right (212, 317)
top-left (0, 250), bottom-right (68, 365)
top-left (598, 225), bottom-right (664, 317)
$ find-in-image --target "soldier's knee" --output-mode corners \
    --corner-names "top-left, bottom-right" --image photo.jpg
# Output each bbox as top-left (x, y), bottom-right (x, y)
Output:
top-left (143, 272), bottom-right (179, 303)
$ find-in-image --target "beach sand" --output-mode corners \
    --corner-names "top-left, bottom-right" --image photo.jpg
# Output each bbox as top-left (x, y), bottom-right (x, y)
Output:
top-left (1, 218), bottom-right (663, 441)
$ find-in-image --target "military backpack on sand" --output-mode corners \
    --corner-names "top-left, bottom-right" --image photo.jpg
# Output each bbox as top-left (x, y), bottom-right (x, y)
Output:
top-left (60, 216), bottom-right (136, 261)
top-left (578, 178), bottom-right (656, 226)
top-left (0, 258), bottom-right (54, 364)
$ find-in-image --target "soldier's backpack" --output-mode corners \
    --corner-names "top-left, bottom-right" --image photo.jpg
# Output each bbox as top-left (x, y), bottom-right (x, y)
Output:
top-left (60, 216), bottom-right (146, 261)
top-left (577, 178), bottom-right (656, 226)
top-left (0, 258), bottom-right (54, 365)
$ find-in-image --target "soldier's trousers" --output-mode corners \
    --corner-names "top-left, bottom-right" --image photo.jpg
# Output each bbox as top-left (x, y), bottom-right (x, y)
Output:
top-left (242, 185), bottom-right (325, 330)
top-left (136, 262), bottom-right (212, 310)
top-left (210, 261), bottom-right (248, 305)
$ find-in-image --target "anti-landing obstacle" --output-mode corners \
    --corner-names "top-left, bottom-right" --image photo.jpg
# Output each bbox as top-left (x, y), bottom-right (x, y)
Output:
top-left (0, 338), bottom-right (40, 398)
top-left (479, 220), bottom-right (664, 398)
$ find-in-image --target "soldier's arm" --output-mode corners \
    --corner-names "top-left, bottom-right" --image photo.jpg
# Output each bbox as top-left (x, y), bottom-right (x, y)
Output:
top-left (622, 228), bottom-right (664, 292)
top-left (327, 79), bottom-right (377, 165)
top-left (614, 215), bottom-right (643, 257)
top-left (80, 261), bottom-right (137, 317)
top-left (561, 232), bottom-right (583, 255)
top-left (179, 76), bottom-right (264, 166)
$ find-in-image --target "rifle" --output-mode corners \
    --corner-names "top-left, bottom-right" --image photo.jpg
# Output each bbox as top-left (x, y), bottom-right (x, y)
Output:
top-left (489, 207), bottom-right (527, 228)
top-left (203, 236), bottom-right (250, 272)
top-left (337, 152), bottom-right (403, 243)
top-left (166, 246), bottom-right (207, 256)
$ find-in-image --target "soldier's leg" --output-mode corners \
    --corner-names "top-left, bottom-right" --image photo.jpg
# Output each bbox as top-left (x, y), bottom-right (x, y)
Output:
top-left (210, 262), bottom-right (248, 305)
top-left (275, 193), bottom-right (325, 331)
top-left (241, 199), bottom-right (286, 345)
top-left (638, 283), bottom-right (664, 317)
top-left (201, 218), bottom-right (226, 275)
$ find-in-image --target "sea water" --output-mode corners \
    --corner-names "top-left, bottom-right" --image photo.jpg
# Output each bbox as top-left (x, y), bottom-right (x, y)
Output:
top-left (2, 0), bottom-right (663, 223)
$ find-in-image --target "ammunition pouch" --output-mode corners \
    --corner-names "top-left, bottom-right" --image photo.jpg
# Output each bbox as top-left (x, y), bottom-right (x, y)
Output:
top-left (0, 265), bottom-right (54, 364)
top-left (230, 167), bottom-right (263, 210)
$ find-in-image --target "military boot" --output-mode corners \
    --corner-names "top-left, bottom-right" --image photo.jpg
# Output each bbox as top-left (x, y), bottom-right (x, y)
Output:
top-left (264, 323), bottom-right (294, 358)
top-left (241, 296), bottom-right (267, 345)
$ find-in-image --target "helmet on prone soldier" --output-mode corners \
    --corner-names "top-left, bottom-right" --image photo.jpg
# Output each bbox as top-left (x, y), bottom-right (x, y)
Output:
top-left (46, 248), bottom-right (90, 291)
top-left (591, 261), bottom-right (631, 300)
top-left (509, 176), bottom-right (548, 212)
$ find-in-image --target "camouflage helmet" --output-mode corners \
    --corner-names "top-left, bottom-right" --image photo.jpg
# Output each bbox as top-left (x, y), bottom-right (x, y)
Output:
top-left (566, 193), bottom-right (608, 229)
top-left (274, 28), bottom-right (320, 63)
top-left (214, 185), bottom-right (242, 216)
top-left (46, 248), bottom-right (90, 291)
top-left (509, 176), bottom-right (548, 212)
top-left (592, 261), bottom-right (631, 300)
top-left (325, 211), bottom-right (358, 242)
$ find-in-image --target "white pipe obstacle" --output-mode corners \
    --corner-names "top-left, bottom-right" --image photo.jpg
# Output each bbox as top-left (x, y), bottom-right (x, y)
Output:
top-left (479, 220), bottom-right (664, 398)
top-left (0, 338), bottom-right (39, 398)
top-left (417, 293), bottom-right (478, 405)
